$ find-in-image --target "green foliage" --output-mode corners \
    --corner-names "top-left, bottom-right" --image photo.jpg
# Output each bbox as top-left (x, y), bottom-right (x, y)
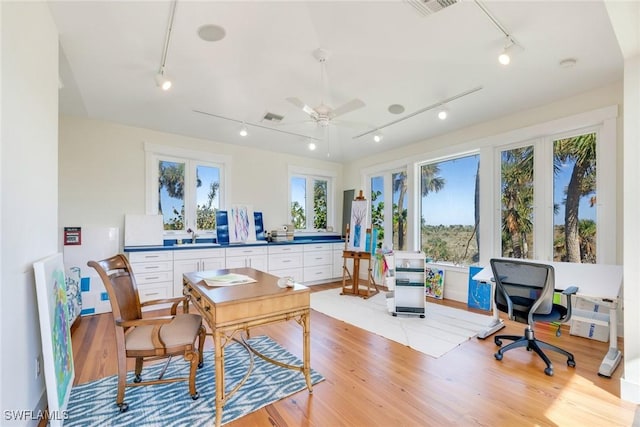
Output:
top-left (291, 201), bottom-right (306, 229)
top-left (371, 189), bottom-right (384, 247)
top-left (313, 180), bottom-right (327, 229)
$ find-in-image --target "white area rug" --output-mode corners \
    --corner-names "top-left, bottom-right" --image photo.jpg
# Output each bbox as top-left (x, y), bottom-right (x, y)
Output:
top-left (310, 288), bottom-right (495, 358)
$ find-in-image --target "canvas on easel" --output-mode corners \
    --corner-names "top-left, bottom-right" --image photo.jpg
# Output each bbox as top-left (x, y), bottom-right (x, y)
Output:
top-left (346, 192), bottom-right (369, 252)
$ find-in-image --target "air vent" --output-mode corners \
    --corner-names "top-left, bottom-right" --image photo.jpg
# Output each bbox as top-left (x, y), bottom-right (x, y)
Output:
top-left (262, 112), bottom-right (284, 123)
top-left (404, 0), bottom-right (458, 16)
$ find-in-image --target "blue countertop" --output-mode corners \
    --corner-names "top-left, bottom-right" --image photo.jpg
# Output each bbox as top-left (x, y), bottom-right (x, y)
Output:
top-left (124, 236), bottom-right (344, 252)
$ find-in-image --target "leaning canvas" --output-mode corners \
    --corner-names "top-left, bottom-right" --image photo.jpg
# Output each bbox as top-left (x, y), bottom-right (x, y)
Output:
top-left (33, 253), bottom-right (75, 426)
top-left (425, 266), bottom-right (445, 299)
top-left (347, 199), bottom-right (369, 252)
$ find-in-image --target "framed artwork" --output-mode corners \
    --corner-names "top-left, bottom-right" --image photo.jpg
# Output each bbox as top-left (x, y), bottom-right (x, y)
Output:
top-left (425, 266), bottom-right (445, 299)
top-left (228, 204), bottom-right (257, 243)
top-left (347, 199), bottom-right (369, 252)
top-left (33, 253), bottom-right (75, 427)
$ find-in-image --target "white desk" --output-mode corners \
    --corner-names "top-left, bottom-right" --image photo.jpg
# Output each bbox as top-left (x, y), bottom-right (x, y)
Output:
top-left (473, 259), bottom-right (623, 377)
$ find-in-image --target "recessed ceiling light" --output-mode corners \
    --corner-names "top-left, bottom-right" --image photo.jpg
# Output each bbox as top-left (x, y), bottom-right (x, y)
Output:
top-left (388, 104), bottom-right (405, 114)
top-left (559, 58), bottom-right (577, 68)
top-left (198, 24), bottom-right (226, 42)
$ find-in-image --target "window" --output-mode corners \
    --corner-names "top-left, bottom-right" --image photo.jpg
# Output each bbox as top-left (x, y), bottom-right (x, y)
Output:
top-left (370, 176), bottom-right (384, 249)
top-left (553, 132), bottom-right (597, 263)
top-left (420, 154), bottom-right (480, 265)
top-left (146, 143), bottom-right (228, 236)
top-left (289, 167), bottom-right (334, 231)
top-left (365, 168), bottom-right (407, 251)
top-left (392, 171), bottom-right (408, 251)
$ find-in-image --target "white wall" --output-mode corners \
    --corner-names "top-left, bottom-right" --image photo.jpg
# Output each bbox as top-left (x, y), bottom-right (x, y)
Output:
top-left (344, 82), bottom-right (624, 303)
top-left (58, 116), bottom-right (344, 245)
top-left (1, 1), bottom-right (59, 423)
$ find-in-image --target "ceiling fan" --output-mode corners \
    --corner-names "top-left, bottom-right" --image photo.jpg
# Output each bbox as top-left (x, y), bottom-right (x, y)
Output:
top-left (286, 48), bottom-right (365, 128)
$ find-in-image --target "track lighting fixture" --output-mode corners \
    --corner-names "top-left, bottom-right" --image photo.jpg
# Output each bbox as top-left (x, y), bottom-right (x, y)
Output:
top-left (308, 142), bottom-right (317, 151)
top-left (155, 0), bottom-right (178, 90)
top-left (239, 124), bottom-right (248, 137)
top-left (373, 132), bottom-right (384, 143)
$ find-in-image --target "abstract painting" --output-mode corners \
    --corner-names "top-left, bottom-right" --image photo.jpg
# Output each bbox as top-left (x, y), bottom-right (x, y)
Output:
top-left (347, 199), bottom-right (369, 252)
top-left (228, 204), bottom-right (257, 243)
top-left (425, 266), bottom-right (445, 299)
top-left (33, 253), bottom-right (75, 427)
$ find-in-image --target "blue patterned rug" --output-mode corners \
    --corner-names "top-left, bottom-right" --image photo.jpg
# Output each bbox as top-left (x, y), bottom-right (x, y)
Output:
top-left (65, 335), bottom-right (324, 426)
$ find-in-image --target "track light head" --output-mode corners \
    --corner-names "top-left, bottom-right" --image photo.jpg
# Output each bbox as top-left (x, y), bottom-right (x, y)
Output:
top-left (308, 141), bottom-right (317, 151)
top-left (437, 106), bottom-right (448, 120)
top-left (373, 132), bottom-right (384, 143)
top-left (155, 70), bottom-right (172, 90)
top-left (239, 124), bottom-right (248, 137)
top-left (498, 39), bottom-right (516, 66)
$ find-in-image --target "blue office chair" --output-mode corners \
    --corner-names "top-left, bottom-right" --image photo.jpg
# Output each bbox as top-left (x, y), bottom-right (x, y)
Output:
top-left (490, 258), bottom-right (578, 376)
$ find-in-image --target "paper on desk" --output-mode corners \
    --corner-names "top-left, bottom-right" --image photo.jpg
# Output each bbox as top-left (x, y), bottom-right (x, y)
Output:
top-left (203, 273), bottom-right (257, 287)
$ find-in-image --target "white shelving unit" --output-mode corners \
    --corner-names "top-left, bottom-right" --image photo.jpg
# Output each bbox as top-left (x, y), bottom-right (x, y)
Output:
top-left (390, 251), bottom-right (426, 317)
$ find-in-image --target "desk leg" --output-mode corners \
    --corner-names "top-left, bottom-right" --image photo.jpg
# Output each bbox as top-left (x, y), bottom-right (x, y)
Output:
top-left (598, 305), bottom-right (622, 377)
top-left (214, 329), bottom-right (225, 427)
top-left (476, 280), bottom-right (505, 340)
top-left (302, 311), bottom-right (313, 392)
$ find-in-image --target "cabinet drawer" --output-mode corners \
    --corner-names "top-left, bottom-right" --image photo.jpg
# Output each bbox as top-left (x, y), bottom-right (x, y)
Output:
top-left (130, 260), bottom-right (172, 275)
top-left (268, 245), bottom-right (303, 255)
top-left (304, 251), bottom-right (332, 266)
top-left (138, 282), bottom-right (172, 303)
top-left (304, 265), bottom-right (332, 282)
top-left (303, 243), bottom-right (332, 252)
top-left (134, 270), bottom-right (173, 285)
top-left (269, 252), bottom-right (303, 270)
top-left (129, 251), bottom-right (173, 263)
top-left (173, 248), bottom-right (225, 261)
top-left (225, 246), bottom-right (268, 257)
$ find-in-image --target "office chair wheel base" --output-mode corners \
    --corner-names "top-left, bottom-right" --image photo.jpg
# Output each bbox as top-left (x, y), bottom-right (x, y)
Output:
top-left (133, 374), bottom-right (142, 383)
top-left (494, 352), bottom-right (503, 361)
top-left (494, 338), bottom-right (502, 346)
top-left (567, 359), bottom-right (576, 368)
top-left (117, 402), bottom-right (129, 413)
top-left (544, 367), bottom-right (554, 376)
top-left (191, 392), bottom-right (200, 400)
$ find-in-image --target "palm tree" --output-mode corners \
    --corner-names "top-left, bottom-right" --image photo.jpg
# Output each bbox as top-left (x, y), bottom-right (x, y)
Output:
top-left (501, 147), bottom-right (534, 258)
top-left (554, 133), bottom-right (596, 263)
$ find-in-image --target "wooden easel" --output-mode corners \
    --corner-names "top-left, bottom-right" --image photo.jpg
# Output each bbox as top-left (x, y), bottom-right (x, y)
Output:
top-left (341, 191), bottom-right (379, 299)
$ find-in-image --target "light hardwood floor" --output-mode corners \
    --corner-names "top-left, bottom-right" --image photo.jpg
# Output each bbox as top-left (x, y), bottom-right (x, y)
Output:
top-left (71, 282), bottom-right (637, 426)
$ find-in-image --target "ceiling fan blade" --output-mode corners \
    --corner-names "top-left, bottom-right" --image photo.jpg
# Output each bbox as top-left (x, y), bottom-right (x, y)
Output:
top-left (286, 97), bottom-right (318, 119)
top-left (331, 98), bottom-right (365, 118)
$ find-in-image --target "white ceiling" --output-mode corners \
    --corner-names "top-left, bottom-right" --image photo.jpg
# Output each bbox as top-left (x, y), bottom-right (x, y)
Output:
top-left (50, 0), bottom-right (623, 163)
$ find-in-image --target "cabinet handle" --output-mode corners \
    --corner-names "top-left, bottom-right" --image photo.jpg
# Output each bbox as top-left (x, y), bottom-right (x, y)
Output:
top-left (146, 292), bottom-right (160, 296)
top-left (144, 255), bottom-right (160, 259)
top-left (144, 276), bottom-right (160, 280)
top-left (144, 266), bottom-right (160, 270)
top-left (283, 260), bottom-right (291, 263)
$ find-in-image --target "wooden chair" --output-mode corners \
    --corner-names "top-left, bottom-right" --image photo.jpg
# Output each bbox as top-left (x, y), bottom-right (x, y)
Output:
top-left (88, 254), bottom-right (206, 412)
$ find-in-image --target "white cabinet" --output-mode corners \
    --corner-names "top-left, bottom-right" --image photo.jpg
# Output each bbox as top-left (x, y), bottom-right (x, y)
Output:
top-left (391, 251), bottom-right (426, 317)
top-left (173, 248), bottom-right (225, 296)
top-left (225, 246), bottom-right (268, 271)
top-left (268, 245), bottom-right (303, 283)
top-left (128, 251), bottom-right (174, 304)
top-left (303, 243), bottom-right (333, 283)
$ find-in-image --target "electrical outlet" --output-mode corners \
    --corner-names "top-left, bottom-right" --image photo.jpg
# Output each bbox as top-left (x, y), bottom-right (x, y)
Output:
top-left (35, 355), bottom-right (42, 379)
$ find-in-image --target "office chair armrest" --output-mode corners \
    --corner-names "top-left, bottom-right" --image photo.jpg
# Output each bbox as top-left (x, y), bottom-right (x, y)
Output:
top-left (562, 286), bottom-right (579, 295)
top-left (560, 286), bottom-right (579, 322)
top-left (141, 296), bottom-right (191, 315)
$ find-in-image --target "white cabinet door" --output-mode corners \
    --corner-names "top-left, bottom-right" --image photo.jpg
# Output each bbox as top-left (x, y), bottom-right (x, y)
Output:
top-left (202, 257), bottom-right (225, 271)
top-left (173, 259), bottom-right (201, 296)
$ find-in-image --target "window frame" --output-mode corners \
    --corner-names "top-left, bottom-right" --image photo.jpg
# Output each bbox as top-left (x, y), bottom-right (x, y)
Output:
top-left (288, 165), bottom-right (336, 232)
top-left (144, 142), bottom-right (231, 237)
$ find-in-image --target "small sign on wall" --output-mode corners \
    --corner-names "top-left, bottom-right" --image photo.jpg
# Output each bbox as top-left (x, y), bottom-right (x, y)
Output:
top-left (64, 227), bottom-right (81, 245)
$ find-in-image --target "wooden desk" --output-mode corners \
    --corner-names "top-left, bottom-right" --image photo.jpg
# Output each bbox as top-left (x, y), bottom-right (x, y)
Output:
top-left (341, 250), bottom-right (379, 298)
top-left (183, 267), bottom-right (312, 427)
